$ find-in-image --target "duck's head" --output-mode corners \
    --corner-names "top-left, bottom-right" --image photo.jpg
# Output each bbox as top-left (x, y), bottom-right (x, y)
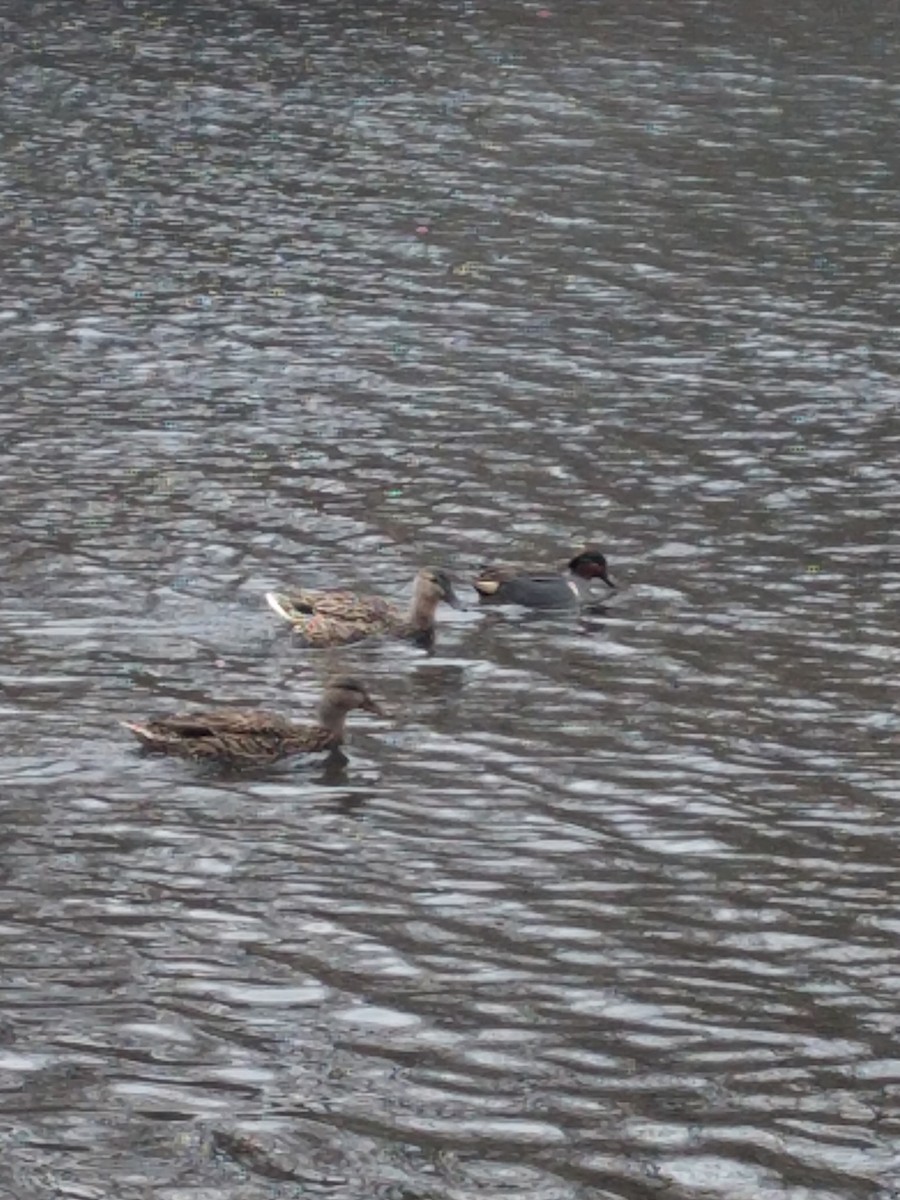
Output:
top-left (414, 567), bottom-right (462, 610)
top-left (322, 676), bottom-right (385, 716)
top-left (568, 550), bottom-right (615, 588)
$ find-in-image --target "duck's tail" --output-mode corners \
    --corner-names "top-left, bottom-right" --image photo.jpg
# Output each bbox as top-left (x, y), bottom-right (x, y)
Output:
top-left (265, 590), bottom-right (302, 623)
top-left (120, 720), bottom-right (164, 749)
top-left (472, 577), bottom-right (501, 596)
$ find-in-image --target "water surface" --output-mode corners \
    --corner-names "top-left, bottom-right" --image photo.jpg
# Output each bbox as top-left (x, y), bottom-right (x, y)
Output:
top-left (1, 2), bottom-right (899, 1198)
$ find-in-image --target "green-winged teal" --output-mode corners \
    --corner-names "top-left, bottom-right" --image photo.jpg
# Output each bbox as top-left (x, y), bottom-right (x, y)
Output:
top-left (121, 676), bottom-right (384, 765)
top-left (473, 550), bottom-right (615, 608)
top-left (265, 567), bottom-right (460, 647)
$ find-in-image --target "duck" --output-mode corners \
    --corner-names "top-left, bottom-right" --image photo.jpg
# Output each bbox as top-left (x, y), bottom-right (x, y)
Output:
top-left (120, 676), bottom-right (384, 766)
top-left (265, 567), bottom-right (460, 648)
top-left (473, 549), bottom-right (615, 608)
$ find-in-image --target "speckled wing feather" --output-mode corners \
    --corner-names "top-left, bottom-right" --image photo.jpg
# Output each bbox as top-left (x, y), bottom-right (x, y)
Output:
top-left (122, 709), bottom-right (335, 762)
top-left (151, 709), bottom-right (293, 736)
top-left (286, 612), bottom-right (405, 648)
top-left (266, 585), bottom-right (406, 645)
top-left (281, 588), bottom-right (398, 624)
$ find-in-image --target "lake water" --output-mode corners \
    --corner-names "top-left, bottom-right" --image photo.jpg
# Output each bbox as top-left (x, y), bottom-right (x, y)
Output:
top-left (1, 2), bottom-right (898, 1198)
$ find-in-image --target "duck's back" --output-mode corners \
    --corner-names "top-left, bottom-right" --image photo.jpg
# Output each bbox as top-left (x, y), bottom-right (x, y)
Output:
top-left (305, 589), bottom-right (396, 622)
top-left (480, 573), bottom-right (581, 608)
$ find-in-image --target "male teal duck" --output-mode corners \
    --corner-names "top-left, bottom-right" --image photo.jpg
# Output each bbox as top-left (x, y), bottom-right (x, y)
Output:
top-left (265, 567), bottom-right (460, 648)
top-left (121, 676), bottom-right (384, 766)
top-left (473, 550), bottom-right (615, 608)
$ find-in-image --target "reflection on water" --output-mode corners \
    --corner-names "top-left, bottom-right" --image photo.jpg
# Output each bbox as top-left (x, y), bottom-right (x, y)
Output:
top-left (1, 1), bottom-right (898, 1198)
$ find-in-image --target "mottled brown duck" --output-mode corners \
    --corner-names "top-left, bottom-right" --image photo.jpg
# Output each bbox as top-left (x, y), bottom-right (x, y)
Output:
top-left (120, 676), bottom-right (384, 766)
top-left (265, 567), bottom-right (460, 648)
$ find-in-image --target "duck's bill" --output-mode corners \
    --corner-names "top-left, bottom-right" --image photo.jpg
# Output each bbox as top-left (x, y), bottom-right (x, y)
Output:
top-left (444, 586), bottom-right (464, 609)
top-left (600, 571), bottom-right (616, 589)
top-left (363, 697), bottom-right (388, 717)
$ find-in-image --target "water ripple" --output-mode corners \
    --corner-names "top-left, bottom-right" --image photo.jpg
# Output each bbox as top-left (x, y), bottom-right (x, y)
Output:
top-left (1, 2), bottom-right (899, 1199)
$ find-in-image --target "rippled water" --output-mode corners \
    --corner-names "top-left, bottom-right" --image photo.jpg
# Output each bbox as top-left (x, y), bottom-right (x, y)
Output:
top-left (2, 1), bottom-right (899, 1197)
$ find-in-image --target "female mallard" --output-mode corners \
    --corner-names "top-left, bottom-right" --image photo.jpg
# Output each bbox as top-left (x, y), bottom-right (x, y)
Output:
top-left (473, 550), bottom-right (615, 608)
top-left (265, 567), bottom-right (460, 648)
top-left (120, 676), bottom-right (384, 765)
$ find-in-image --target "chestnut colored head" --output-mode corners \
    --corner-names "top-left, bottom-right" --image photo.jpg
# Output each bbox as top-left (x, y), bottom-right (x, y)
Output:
top-left (568, 551), bottom-right (615, 589)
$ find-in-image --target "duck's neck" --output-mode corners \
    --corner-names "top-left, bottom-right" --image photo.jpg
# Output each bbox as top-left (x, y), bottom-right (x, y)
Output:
top-left (405, 585), bottom-right (439, 631)
top-left (316, 697), bottom-right (348, 741)
top-left (567, 572), bottom-right (596, 601)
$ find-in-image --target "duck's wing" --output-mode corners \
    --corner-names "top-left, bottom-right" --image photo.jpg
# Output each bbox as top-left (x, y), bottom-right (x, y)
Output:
top-left (121, 709), bottom-right (329, 759)
top-left (122, 708), bottom-right (286, 744)
top-left (304, 590), bottom-right (395, 622)
top-left (163, 708), bottom-right (293, 734)
top-left (266, 587), bottom-right (395, 625)
top-left (287, 612), bottom-right (393, 647)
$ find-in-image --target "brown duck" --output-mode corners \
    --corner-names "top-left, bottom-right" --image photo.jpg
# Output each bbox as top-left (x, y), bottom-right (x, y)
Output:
top-left (120, 676), bottom-right (384, 766)
top-left (265, 567), bottom-right (460, 648)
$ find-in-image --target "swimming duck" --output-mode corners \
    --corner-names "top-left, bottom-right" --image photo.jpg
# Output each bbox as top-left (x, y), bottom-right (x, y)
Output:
top-left (265, 567), bottom-right (460, 648)
top-left (120, 676), bottom-right (384, 766)
top-left (473, 550), bottom-right (615, 608)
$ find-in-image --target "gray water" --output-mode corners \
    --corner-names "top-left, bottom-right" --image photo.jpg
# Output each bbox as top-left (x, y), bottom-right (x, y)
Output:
top-left (1, 2), bottom-right (899, 1198)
